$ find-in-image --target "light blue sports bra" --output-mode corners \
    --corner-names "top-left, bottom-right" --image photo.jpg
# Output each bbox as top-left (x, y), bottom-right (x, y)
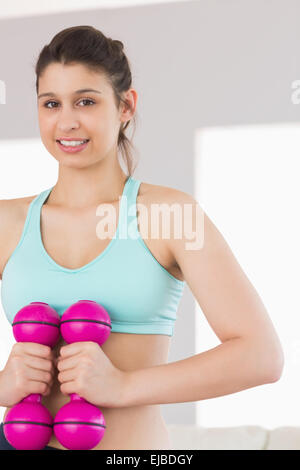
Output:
top-left (0, 176), bottom-right (185, 336)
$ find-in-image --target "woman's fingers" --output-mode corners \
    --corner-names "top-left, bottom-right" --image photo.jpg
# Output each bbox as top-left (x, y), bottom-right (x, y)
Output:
top-left (24, 364), bottom-right (53, 385)
top-left (24, 355), bottom-right (54, 374)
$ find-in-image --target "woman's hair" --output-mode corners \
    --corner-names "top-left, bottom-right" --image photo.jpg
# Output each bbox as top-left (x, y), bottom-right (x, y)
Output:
top-left (34, 25), bottom-right (139, 176)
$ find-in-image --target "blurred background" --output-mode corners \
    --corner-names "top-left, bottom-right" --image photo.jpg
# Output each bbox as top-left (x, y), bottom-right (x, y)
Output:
top-left (0, 0), bottom-right (299, 432)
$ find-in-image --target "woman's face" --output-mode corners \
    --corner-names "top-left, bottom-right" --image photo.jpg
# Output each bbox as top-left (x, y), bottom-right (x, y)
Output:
top-left (37, 62), bottom-right (132, 168)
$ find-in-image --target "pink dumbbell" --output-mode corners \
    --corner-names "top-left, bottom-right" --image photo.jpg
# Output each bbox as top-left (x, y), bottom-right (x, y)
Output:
top-left (3, 302), bottom-right (60, 450)
top-left (53, 300), bottom-right (111, 450)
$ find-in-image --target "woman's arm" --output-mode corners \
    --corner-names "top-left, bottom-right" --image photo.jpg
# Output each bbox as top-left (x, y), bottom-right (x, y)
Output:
top-left (122, 191), bottom-right (284, 407)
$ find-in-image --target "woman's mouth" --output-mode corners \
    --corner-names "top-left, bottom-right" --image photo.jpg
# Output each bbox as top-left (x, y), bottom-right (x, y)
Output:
top-left (56, 139), bottom-right (90, 153)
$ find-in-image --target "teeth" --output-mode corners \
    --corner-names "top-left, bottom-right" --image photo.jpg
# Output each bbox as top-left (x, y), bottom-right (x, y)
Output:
top-left (59, 140), bottom-right (88, 147)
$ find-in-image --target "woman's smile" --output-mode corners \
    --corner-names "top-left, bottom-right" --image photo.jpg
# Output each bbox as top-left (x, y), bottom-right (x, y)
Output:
top-left (56, 139), bottom-right (90, 153)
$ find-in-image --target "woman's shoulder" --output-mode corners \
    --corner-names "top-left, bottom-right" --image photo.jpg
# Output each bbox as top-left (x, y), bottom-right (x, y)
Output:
top-left (0, 194), bottom-right (36, 220)
top-left (0, 194), bottom-right (39, 277)
top-left (138, 179), bottom-right (194, 206)
top-left (0, 194), bottom-right (37, 246)
top-left (0, 190), bottom-right (39, 214)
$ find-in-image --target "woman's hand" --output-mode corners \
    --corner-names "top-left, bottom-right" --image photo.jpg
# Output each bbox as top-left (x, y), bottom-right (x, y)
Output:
top-left (0, 342), bottom-right (55, 407)
top-left (56, 341), bottom-right (128, 408)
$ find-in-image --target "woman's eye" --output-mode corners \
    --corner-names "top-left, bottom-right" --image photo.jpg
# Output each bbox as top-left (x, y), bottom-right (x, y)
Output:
top-left (78, 99), bottom-right (95, 107)
top-left (43, 98), bottom-right (95, 109)
top-left (44, 101), bottom-right (58, 109)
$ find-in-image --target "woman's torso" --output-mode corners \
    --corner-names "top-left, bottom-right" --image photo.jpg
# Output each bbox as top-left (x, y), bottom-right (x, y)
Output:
top-left (0, 180), bottom-right (184, 450)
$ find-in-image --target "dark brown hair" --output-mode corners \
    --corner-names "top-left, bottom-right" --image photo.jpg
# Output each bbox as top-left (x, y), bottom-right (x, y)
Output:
top-left (35, 25), bottom-right (139, 176)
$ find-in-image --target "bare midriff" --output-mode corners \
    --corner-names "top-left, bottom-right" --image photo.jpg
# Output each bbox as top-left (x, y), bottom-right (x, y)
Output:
top-left (3, 332), bottom-right (172, 450)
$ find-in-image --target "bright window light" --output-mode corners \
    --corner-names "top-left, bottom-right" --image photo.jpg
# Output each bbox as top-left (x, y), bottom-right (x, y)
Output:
top-left (194, 123), bottom-right (300, 429)
top-left (0, 138), bottom-right (58, 198)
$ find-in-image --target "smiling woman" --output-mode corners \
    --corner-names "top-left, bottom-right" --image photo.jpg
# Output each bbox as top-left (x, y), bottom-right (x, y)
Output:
top-left (35, 25), bottom-right (139, 178)
top-left (0, 24), bottom-right (284, 452)
top-left (0, 25), bottom-right (188, 451)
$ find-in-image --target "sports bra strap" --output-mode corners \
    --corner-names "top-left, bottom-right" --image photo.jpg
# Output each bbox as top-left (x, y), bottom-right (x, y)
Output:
top-left (29, 176), bottom-right (141, 243)
top-left (118, 177), bottom-right (141, 240)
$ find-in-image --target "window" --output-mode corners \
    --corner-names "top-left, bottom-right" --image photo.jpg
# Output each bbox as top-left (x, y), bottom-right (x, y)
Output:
top-left (195, 124), bottom-right (300, 428)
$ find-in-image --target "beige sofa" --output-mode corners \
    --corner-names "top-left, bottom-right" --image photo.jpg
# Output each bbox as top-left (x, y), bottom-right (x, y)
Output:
top-left (167, 425), bottom-right (300, 450)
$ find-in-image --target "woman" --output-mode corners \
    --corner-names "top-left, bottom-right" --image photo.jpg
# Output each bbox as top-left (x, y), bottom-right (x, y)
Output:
top-left (0, 25), bottom-right (284, 450)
